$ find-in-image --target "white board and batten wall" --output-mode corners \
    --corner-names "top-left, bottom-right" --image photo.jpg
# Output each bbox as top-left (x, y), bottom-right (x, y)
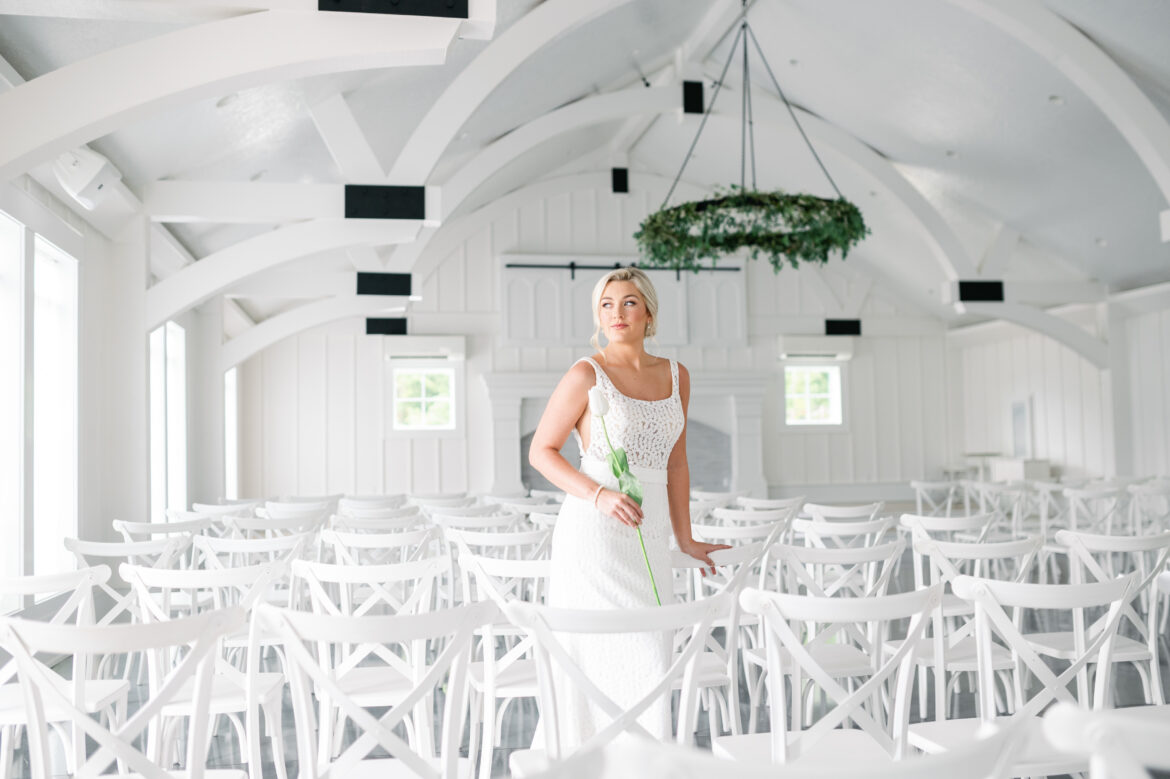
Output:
top-left (238, 177), bottom-right (962, 500)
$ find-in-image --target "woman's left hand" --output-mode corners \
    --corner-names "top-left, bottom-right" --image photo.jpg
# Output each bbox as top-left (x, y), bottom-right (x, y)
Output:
top-left (679, 538), bottom-right (732, 577)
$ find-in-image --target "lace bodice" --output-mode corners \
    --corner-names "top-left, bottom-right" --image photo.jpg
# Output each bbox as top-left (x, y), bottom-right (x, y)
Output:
top-left (574, 357), bottom-right (685, 471)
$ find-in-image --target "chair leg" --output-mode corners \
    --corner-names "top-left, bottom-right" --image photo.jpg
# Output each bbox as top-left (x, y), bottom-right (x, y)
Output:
top-left (263, 698), bottom-right (290, 779)
top-left (478, 691), bottom-right (496, 779)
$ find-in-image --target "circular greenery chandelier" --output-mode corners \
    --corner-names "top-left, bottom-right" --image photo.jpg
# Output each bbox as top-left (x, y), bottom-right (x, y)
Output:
top-left (634, 10), bottom-right (869, 273)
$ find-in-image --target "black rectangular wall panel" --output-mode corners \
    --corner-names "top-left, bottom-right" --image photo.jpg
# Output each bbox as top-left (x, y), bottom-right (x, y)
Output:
top-left (356, 272), bottom-right (412, 296)
top-left (611, 168), bottom-right (629, 193)
top-left (366, 318), bottom-right (408, 336)
top-left (344, 185), bottom-right (426, 220)
top-left (319, 0), bottom-right (469, 18)
top-left (958, 280), bottom-right (1005, 302)
top-left (683, 81), bottom-right (704, 114)
top-left (825, 319), bottom-right (862, 336)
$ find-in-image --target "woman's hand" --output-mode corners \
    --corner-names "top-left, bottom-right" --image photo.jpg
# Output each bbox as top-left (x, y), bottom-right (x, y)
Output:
top-left (679, 538), bottom-right (732, 577)
top-left (596, 488), bottom-right (644, 528)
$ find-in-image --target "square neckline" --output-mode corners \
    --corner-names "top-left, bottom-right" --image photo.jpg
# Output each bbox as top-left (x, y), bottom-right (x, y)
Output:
top-left (583, 357), bottom-right (677, 404)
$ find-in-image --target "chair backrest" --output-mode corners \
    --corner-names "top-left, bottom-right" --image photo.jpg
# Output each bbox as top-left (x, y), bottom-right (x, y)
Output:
top-left (1063, 486), bottom-right (1126, 534)
top-left (443, 526), bottom-right (550, 561)
top-left (290, 556), bottom-right (451, 617)
top-left (899, 511), bottom-right (996, 541)
top-left (121, 559), bottom-right (288, 622)
top-left (63, 536), bottom-right (190, 624)
top-left (689, 490), bottom-right (741, 507)
top-left (328, 511), bottom-right (425, 534)
top-left (458, 551), bottom-right (552, 609)
top-left (690, 520), bottom-right (781, 546)
top-left (802, 501), bottom-right (883, 522)
top-left (257, 600), bottom-right (496, 779)
top-left (529, 489), bottom-right (565, 504)
top-left (1, 607), bottom-right (244, 779)
top-left (910, 480), bottom-right (959, 517)
top-left (733, 495), bottom-right (804, 512)
top-left (528, 511), bottom-right (559, 530)
top-left (504, 592), bottom-right (730, 757)
top-left (191, 500), bottom-right (259, 518)
top-left (430, 509), bottom-right (524, 531)
top-left (337, 494), bottom-right (406, 513)
top-left (334, 503), bottom-right (419, 521)
top-left (1043, 703), bottom-right (1170, 779)
top-left (192, 530), bottom-right (309, 569)
top-left (408, 493), bottom-right (474, 510)
top-left (710, 506), bottom-right (793, 526)
top-left (952, 573), bottom-right (1136, 719)
top-left (790, 515), bottom-right (896, 548)
top-left (321, 526), bottom-right (444, 566)
top-left (222, 512), bottom-right (324, 538)
top-left (764, 539), bottom-right (906, 600)
top-left (1127, 480), bottom-right (1170, 535)
top-left (739, 584), bottom-right (942, 762)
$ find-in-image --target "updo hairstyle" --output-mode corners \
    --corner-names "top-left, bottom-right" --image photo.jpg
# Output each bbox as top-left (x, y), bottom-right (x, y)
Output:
top-left (589, 266), bottom-right (659, 353)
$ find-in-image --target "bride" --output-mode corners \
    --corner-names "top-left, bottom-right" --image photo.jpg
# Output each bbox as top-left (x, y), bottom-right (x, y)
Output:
top-left (528, 266), bottom-right (729, 749)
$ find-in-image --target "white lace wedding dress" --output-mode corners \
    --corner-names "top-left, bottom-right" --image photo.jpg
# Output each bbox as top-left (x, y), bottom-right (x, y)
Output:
top-left (545, 356), bottom-right (685, 751)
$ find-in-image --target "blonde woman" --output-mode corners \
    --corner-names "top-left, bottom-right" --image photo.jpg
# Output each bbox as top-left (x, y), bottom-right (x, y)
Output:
top-left (529, 266), bottom-right (728, 748)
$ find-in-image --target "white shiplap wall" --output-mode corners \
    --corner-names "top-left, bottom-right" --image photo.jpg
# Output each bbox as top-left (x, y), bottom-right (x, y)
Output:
top-left (948, 314), bottom-right (1112, 480)
top-left (238, 176), bottom-right (953, 498)
top-left (1125, 306), bottom-right (1170, 477)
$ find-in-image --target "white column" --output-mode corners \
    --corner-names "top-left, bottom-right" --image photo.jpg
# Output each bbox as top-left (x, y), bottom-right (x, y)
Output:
top-left (730, 392), bottom-right (767, 497)
top-left (1104, 302), bottom-right (1132, 478)
top-left (487, 393), bottom-right (525, 496)
top-left (187, 297), bottom-right (225, 504)
top-left (93, 216), bottom-right (150, 530)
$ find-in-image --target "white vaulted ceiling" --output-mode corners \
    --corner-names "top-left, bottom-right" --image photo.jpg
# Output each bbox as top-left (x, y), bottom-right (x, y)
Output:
top-left (1, 0), bottom-right (1168, 332)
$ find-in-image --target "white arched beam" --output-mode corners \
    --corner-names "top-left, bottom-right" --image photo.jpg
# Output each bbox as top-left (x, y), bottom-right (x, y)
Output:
top-left (387, 0), bottom-right (637, 184)
top-left (0, 11), bottom-right (463, 181)
top-left (396, 82), bottom-right (976, 281)
top-left (947, 0), bottom-right (1170, 240)
top-left (146, 218), bottom-right (421, 330)
top-left (220, 295), bottom-right (406, 371)
top-left (958, 301), bottom-right (1109, 369)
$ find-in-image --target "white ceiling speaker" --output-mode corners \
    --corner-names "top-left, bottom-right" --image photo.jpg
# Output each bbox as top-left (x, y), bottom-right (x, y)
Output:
top-left (52, 147), bottom-right (121, 210)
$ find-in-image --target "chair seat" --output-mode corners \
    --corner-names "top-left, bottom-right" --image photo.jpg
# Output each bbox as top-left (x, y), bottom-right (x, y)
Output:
top-left (319, 756), bottom-right (470, 778)
top-left (1026, 631), bottom-right (1151, 662)
top-left (159, 672), bottom-right (284, 717)
top-left (743, 643), bottom-right (872, 678)
top-left (883, 636), bottom-right (1014, 672)
top-left (468, 658), bottom-right (538, 696)
top-left (670, 652), bottom-right (730, 689)
top-left (909, 716), bottom-right (1086, 776)
top-left (712, 728), bottom-right (896, 769)
top-left (0, 679), bottom-right (129, 726)
top-left (509, 748), bottom-right (553, 777)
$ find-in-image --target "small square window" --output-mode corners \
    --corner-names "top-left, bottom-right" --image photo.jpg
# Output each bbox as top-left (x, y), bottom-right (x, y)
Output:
top-left (392, 368), bottom-right (456, 431)
top-left (784, 365), bottom-right (843, 426)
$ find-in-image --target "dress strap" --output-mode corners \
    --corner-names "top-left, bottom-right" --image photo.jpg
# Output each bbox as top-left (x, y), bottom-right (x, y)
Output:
top-left (670, 359), bottom-right (679, 398)
top-left (576, 356), bottom-right (607, 386)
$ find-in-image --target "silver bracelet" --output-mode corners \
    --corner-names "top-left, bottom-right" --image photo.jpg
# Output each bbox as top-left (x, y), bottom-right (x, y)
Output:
top-left (591, 484), bottom-right (605, 506)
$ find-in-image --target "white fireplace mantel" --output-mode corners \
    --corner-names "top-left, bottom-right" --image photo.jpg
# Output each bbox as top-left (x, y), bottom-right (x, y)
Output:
top-left (481, 371), bottom-right (769, 496)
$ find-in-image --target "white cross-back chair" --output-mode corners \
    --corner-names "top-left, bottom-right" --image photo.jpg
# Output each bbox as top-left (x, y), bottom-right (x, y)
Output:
top-left (121, 561), bottom-right (291, 779)
top-left (548, 723), bottom-right (1014, 779)
top-left (898, 530), bottom-right (1041, 722)
top-left (1064, 486), bottom-right (1127, 534)
top-left (743, 540), bottom-right (905, 734)
top-left (690, 490), bottom-right (743, 509)
top-left (191, 502), bottom-right (259, 519)
top-left (112, 518), bottom-right (212, 567)
top-left (223, 513), bottom-right (324, 539)
top-left (528, 512), bottom-right (558, 531)
top-left (256, 600), bottom-right (496, 779)
top-left (1, 607), bottom-right (246, 779)
top-left (908, 573), bottom-right (1137, 777)
top-left (429, 507), bottom-right (523, 529)
top-left (337, 494), bottom-right (407, 513)
top-left (801, 501), bottom-right (883, 522)
top-left (443, 526), bottom-right (551, 562)
top-left (734, 495), bottom-right (804, 513)
top-left (1127, 480), bottom-right (1170, 535)
top-left (0, 566), bottom-right (126, 777)
top-left (712, 584), bottom-right (941, 769)
top-left (320, 526), bottom-right (444, 567)
top-left (709, 506), bottom-right (794, 529)
top-left (63, 537), bottom-right (189, 628)
top-left (408, 493), bottom-right (475, 511)
top-left (1044, 702), bottom-right (1170, 779)
top-left (790, 515), bottom-right (896, 549)
top-left (1048, 528), bottom-right (1170, 705)
top-left (457, 551), bottom-right (551, 779)
top-left (503, 592), bottom-right (730, 776)
top-left (910, 480), bottom-right (959, 517)
top-left (327, 512), bottom-right (425, 534)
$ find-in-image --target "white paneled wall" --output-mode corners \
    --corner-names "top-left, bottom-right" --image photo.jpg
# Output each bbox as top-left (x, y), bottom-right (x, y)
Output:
top-left (948, 318), bottom-right (1112, 480)
top-left (1125, 306), bottom-right (1170, 476)
top-left (239, 176), bottom-right (957, 498)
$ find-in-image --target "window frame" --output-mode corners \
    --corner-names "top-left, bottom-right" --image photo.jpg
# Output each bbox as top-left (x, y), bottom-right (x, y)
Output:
top-left (780, 360), bottom-right (849, 433)
top-left (386, 359), bottom-right (464, 440)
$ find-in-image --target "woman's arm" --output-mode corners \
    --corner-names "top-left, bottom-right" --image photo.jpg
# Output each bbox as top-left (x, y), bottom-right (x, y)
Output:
top-left (529, 361), bottom-right (644, 528)
top-left (667, 363), bottom-right (730, 573)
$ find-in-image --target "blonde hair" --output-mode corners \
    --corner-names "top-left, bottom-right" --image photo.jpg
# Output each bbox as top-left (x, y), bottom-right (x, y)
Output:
top-left (589, 266), bottom-right (659, 352)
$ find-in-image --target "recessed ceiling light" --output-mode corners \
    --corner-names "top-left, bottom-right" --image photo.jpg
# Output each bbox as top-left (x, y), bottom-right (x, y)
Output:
top-left (789, 58), bottom-right (799, 66)
top-left (1094, 236), bottom-right (1108, 247)
top-left (1048, 94), bottom-right (1065, 105)
top-left (945, 149), bottom-right (958, 158)
top-left (249, 170), bottom-right (266, 182)
top-left (215, 93), bottom-right (238, 109)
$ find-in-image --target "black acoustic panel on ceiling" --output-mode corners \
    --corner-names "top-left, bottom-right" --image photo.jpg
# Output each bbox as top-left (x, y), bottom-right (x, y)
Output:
top-left (958, 280), bottom-right (1005, 302)
top-left (356, 272), bottom-right (412, 296)
top-left (344, 185), bottom-right (426, 220)
top-left (366, 318), bottom-right (408, 336)
top-left (683, 81), bottom-right (704, 114)
top-left (611, 167), bottom-right (629, 194)
top-left (319, 0), bottom-right (469, 17)
top-left (825, 319), bottom-right (862, 336)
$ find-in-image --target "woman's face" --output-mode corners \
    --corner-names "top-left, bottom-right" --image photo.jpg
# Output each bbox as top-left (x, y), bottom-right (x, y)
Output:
top-left (599, 280), bottom-right (650, 343)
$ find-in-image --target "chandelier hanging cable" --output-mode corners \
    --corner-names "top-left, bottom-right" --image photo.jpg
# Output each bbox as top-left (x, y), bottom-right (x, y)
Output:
top-left (635, 8), bottom-right (869, 274)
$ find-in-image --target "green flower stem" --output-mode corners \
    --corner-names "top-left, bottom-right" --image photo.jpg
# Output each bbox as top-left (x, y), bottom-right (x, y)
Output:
top-left (598, 412), bottom-right (661, 606)
top-left (636, 526), bottom-right (662, 607)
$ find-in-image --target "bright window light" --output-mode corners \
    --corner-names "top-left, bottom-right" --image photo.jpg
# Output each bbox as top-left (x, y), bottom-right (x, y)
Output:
top-left (149, 321), bottom-right (187, 520)
top-left (784, 364), bottom-right (843, 426)
top-left (393, 368), bottom-right (455, 430)
top-left (0, 211), bottom-right (23, 605)
top-left (224, 367), bottom-right (238, 500)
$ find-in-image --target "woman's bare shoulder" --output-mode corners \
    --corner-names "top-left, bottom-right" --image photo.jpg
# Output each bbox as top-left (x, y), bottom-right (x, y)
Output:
top-left (562, 358), bottom-right (597, 389)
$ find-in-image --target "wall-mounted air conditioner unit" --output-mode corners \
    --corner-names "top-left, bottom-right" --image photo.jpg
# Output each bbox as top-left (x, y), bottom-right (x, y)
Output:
top-left (777, 335), bottom-right (855, 361)
top-left (385, 335), bottom-right (465, 362)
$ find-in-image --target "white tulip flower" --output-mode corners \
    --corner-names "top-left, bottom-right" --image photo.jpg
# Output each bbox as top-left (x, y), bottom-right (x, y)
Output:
top-left (588, 386), bottom-right (609, 417)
